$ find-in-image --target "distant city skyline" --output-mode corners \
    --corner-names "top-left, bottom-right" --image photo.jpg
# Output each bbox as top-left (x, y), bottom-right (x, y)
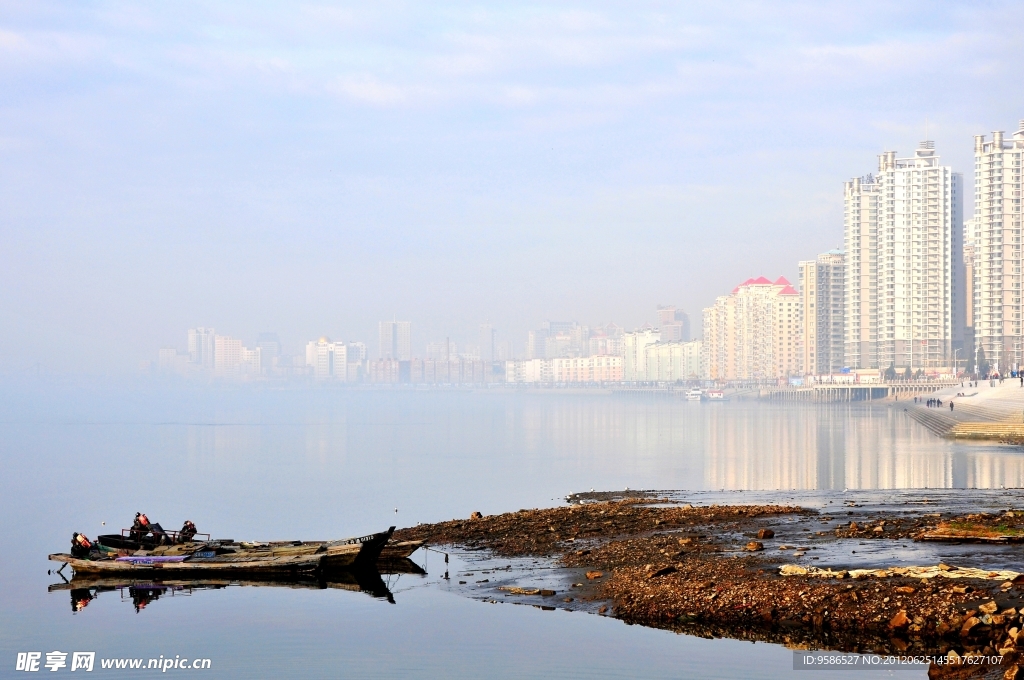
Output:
top-left (3, 3), bottom-right (1024, 374)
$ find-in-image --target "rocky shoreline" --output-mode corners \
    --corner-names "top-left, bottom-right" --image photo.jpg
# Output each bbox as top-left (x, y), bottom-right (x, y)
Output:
top-left (395, 495), bottom-right (1024, 679)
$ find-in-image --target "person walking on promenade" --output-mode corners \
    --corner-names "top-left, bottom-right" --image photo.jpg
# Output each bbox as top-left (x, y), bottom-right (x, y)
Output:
top-left (950, 402), bottom-right (954, 412)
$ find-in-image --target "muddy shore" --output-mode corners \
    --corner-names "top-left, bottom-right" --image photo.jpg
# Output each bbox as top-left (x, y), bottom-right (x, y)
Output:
top-left (395, 493), bottom-right (1024, 679)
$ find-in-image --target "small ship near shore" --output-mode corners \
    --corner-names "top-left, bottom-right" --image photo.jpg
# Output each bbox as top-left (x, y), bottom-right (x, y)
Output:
top-left (49, 513), bottom-right (419, 577)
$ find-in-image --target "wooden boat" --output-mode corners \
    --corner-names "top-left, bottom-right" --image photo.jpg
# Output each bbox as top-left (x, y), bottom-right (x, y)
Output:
top-left (379, 540), bottom-right (424, 559)
top-left (50, 527), bottom-right (394, 575)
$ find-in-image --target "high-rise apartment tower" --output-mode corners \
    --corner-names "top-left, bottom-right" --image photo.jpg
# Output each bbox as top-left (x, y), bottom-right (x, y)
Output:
top-left (798, 251), bottom-right (845, 375)
top-left (378, 320), bottom-right (412, 360)
top-left (844, 142), bottom-right (964, 370)
top-left (973, 122), bottom-right (1024, 373)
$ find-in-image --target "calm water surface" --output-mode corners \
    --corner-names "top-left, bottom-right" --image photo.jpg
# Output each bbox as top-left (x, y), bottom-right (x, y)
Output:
top-left (3, 381), bottom-right (1023, 679)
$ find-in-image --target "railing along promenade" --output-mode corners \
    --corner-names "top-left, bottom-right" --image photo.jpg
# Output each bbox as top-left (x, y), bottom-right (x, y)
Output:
top-left (760, 380), bottom-right (961, 403)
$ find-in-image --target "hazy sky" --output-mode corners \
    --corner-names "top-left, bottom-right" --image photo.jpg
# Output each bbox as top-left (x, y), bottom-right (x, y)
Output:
top-left (3, 1), bottom-right (1024, 373)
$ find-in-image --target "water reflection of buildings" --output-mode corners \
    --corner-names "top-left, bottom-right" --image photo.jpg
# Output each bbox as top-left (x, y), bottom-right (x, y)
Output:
top-left (166, 395), bottom-right (1024, 494)
top-left (704, 404), bottom-right (1024, 491)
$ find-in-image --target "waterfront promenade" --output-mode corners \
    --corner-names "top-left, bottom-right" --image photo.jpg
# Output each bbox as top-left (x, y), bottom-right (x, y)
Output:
top-left (905, 379), bottom-right (1024, 441)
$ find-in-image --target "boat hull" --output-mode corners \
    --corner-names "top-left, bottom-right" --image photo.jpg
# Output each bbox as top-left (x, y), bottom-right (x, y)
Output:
top-left (51, 527), bottom-right (396, 576)
top-left (379, 540), bottom-right (424, 560)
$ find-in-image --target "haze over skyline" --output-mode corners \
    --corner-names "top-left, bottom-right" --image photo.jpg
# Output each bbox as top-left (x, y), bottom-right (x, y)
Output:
top-left (3, 2), bottom-right (1024, 374)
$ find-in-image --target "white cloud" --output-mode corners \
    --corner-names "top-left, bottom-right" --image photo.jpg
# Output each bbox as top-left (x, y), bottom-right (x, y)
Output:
top-left (329, 74), bottom-right (418, 105)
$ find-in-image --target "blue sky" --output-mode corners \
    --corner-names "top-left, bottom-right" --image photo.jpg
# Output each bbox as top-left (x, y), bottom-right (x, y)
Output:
top-left (2, 1), bottom-right (1023, 372)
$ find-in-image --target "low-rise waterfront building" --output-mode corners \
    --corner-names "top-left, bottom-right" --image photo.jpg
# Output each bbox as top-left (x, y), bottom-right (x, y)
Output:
top-left (504, 356), bottom-right (622, 383)
top-left (644, 340), bottom-right (703, 382)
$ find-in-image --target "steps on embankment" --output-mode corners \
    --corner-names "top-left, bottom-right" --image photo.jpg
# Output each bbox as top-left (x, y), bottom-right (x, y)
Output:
top-left (953, 400), bottom-right (1024, 422)
top-left (948, 422), bottom-right (1024, 440)
top-left (905, 407), bottom-right (957, 436)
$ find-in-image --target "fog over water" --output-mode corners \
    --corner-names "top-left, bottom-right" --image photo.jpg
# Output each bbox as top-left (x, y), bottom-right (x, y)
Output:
top-left (3, 385), bottom-right (1022, 677)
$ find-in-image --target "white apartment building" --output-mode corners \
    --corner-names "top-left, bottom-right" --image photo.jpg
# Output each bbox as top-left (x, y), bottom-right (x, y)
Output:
top-left (798, 250), bottom-right (845, 375)
top-left (702, 277), bottom-right (801, 381)
top-left (306, 337), bottom-right (349, 381)
top-left (844, 143), bottom-right (964, 370)
top-left (964, 218), bottom-right (979, 368)
top-left (505, 358), bottom-right (552, 383)
top-left (622, 328), bottom-right (661, 382)
top-left (240, 346), bottom-right (261, 375)
top-left (188, 327), bottom-right (216, 368)
top-left (644, 340), bottom-right (702, 382)
top-left (589, 323), bottom-right (624, 357)
top-left (550, 356), bottom-right (623, 383)
top-left (973, 122), bottom-right (1024, 373)
top-left (378, 321), bottom-right (411, 360)
top-left (505, 356), bottom-right (622, 383)
top-left (214, 335), bottom-right (242, 378)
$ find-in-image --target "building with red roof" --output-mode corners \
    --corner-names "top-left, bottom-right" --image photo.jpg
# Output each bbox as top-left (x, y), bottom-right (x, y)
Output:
top-left (703, 277), bottom-right (802, 381)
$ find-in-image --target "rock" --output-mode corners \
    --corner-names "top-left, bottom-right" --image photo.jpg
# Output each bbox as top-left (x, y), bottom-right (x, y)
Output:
top-left (745, 541), bottom-right (764, 551)
top-left (792, 551), bottom-right (806, 557)
top-left (598, 605), bottom-right (608, 614)
top-left (757, 528), bottom-right (775, 539)
top-left (650, 566), bottom-right (677, 578)
top-left (470, 511), bottom-right (483, 520)
top-left (889, 610), bottom-right (911, 629)
top-left (849, 522), bottom-right (859, 531)
top-left (961, 616), bottom-right (981, 636)
top-left (993, 614), bottom-right (1006, 625)
top-left (678, 537), bottom-right (694, 546)
top-left (498, 586), bottom-right (540, 595)
top-left (936, 621), bottom-right (951, 635)
top-left (563, 597), bottom-right (573, 602)
top-left (539, 589), bottom-right (556, 597)
top-left (895, 586), bottom-right (916, 594)
top-left (980, 601), bottom-right (999, 615)
top-left (585, 571), bottom-right (603, 580)
top-left (1006, 664), bottom-right (1021, 680)
top-left (947, 650), bottom-right (961, 663)
top-left (872, 525), bottom-right (884, 533)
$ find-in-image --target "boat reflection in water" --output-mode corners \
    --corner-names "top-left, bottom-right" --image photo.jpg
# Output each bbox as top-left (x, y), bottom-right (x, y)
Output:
top-left (50, 557), bottom-right (426, 613)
